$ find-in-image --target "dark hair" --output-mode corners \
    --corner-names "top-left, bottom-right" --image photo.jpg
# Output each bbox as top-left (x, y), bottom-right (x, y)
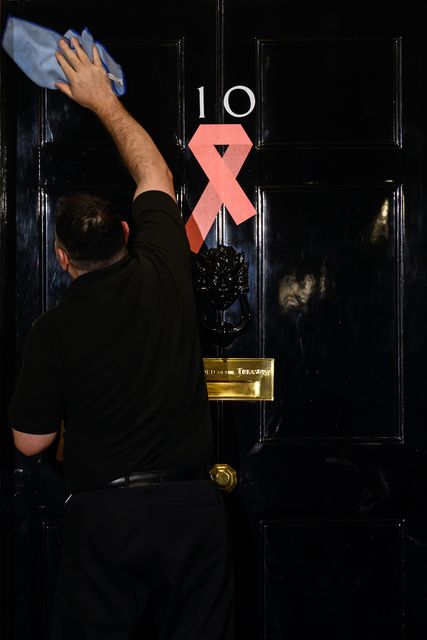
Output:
top-left (55, 193), bottom-right (126, 269)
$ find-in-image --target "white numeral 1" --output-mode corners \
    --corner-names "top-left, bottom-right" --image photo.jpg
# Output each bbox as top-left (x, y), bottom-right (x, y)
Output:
top-left (198, 86), bottom-right (206, 119)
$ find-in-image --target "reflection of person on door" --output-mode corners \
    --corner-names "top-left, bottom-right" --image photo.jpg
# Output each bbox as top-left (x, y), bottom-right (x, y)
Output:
top-left (8, 37), bottom-right (233, 640)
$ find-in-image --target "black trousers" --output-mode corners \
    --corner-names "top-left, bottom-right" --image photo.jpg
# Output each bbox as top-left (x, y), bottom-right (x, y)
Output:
top-left (51, 479), bottom-right (234, 640)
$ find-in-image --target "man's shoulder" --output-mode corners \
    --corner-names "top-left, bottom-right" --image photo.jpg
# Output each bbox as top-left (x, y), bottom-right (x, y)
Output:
top-left (132, 189), bottom-right (180, 219)
top-left (130, 190), bottom-right (190, 268)
top-left (29, 295), bottom-right (72, 339)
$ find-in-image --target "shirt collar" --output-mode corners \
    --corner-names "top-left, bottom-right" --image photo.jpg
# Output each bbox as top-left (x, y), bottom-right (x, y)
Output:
top-left (67, 254), bottom-right (132, 292)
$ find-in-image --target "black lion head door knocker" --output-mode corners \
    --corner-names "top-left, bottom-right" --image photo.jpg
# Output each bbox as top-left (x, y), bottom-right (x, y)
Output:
top-left (194, 245), bottom-right (252, 348)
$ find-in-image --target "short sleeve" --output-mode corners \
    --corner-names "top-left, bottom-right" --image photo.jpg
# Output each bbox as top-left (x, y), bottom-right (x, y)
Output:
top-left (8, 318), bottom-right (63, 435)
top-left (130, 190), bottom-right (191, 268)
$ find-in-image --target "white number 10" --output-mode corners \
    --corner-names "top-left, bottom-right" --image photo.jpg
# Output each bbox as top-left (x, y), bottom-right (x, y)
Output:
top-left (198, 85), bottom-right (256, 119)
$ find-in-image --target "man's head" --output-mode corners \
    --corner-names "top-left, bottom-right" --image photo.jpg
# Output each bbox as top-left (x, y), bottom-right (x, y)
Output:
top-left (54, 193), bottom-right (129, 278)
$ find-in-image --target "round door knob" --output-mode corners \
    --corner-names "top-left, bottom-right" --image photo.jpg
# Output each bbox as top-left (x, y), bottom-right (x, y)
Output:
top-left (209, 463), bottom-right (237, 492)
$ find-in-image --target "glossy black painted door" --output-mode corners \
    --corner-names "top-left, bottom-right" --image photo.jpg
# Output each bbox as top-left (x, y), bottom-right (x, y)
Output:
top-left (220, 5), bottom-right (427, 639)
top-left (1, 1), bottom-right (427, 639)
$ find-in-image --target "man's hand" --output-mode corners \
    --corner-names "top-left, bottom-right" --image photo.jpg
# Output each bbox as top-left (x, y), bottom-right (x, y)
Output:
top-left (55, 38), bottom-right (117, 113)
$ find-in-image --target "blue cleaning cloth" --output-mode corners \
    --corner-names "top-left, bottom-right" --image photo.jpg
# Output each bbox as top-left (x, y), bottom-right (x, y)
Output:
top-left (1, 15), bottom-right (125, 96)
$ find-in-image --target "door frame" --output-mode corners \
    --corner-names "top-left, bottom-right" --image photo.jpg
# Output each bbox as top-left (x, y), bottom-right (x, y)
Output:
top-left (0, 1), bottom-right (15, 636)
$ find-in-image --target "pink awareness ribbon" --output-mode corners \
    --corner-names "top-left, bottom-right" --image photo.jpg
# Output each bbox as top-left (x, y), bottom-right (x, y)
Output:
top-left (185, 124), bottom-right (257, 253)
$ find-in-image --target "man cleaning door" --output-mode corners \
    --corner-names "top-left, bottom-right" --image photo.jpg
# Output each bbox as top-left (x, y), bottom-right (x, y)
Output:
top-left (8, 35), bottom-right (233, 640)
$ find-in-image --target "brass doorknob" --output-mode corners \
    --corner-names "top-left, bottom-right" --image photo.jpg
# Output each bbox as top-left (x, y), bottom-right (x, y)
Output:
top-left (209, 463), bottom-right (237, 492)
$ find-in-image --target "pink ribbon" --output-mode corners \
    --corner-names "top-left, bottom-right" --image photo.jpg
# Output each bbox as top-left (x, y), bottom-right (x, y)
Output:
top-left (186, 124), bottom-right (257, 253)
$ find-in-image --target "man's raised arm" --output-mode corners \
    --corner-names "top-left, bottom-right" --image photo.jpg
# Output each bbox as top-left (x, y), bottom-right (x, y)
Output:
top-left (55, 38), bottom-right (175, 201)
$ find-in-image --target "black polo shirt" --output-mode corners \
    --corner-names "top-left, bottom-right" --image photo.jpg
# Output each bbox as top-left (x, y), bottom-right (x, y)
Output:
top-left (8, 191), bottom-right (213, 491)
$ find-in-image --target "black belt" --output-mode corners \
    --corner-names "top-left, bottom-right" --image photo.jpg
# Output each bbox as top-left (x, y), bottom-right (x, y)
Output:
top-left (105, 466), bottom-right (210, 489)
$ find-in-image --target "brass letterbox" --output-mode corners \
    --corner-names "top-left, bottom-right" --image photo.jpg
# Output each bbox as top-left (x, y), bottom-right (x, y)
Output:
top-left (204, 358), bottom-right (274, 401)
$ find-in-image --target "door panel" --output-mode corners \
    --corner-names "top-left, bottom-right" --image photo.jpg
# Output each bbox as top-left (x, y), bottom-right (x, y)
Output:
top-left (1, 1), bottom-right (427, 639)
top-left (257, 37), bottom-right (401, 147)
top-left (261, 185), bottom-right (401, 439)
top-left (262, 521), bottom-right (404, 639)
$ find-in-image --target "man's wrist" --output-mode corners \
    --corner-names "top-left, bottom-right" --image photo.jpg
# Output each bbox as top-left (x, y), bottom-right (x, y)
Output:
top-left (92, 93), bottom-right (121, 119)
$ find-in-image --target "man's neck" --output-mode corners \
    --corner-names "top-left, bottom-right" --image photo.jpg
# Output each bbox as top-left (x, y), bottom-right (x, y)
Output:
top-left (70, 248), bottom-right (129, 280)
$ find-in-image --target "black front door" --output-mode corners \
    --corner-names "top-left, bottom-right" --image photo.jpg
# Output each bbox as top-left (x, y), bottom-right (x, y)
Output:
top-left (1, 1), bottom-right (427, 639)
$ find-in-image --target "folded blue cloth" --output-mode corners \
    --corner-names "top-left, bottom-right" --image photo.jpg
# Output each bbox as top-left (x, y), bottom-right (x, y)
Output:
top-left (1, 15), bottom-right (125, 96)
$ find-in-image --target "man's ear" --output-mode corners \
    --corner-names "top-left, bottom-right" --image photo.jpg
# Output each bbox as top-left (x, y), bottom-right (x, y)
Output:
top-left (121, 221), bottom-right (130, 245)
top-left (55, 245), bottom-right (70, 272)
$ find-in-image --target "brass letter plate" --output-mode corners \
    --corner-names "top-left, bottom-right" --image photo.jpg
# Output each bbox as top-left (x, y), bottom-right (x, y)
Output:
top-left (203, 358), bottom-right (274, 401)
